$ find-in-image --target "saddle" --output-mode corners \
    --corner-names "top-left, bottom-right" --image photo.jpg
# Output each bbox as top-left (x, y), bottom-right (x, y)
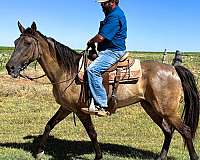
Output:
top-left (76, 51), bottom-right (142, 114)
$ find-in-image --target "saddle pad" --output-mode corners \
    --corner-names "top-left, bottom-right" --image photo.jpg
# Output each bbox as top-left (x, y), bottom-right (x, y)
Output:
top-left (77, 57), bottom-right (142, 84)
top-left (108, 59), bottom-right (142, 83)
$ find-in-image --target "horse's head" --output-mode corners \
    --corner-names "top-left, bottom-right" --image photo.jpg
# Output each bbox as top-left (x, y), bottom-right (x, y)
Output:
top-left (6, 21), bottom-right (41, 78)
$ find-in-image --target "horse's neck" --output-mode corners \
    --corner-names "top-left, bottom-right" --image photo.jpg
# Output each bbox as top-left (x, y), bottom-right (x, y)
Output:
top-left (37, 42), bottom-right (73, 84)
top-left (38, 49), bottom-right (61, 83)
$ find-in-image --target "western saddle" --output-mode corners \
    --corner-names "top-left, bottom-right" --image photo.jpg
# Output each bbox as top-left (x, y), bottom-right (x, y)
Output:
top-left (76, 49), bottom-right (142, 115)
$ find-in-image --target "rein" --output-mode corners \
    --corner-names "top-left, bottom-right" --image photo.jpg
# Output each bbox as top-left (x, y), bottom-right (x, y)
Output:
top-left (19, 73), bottom-right (46, 81)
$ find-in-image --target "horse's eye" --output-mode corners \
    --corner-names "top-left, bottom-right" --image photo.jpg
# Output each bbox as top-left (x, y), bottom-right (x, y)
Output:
top-left (24, 42), bottom-right (31, 46)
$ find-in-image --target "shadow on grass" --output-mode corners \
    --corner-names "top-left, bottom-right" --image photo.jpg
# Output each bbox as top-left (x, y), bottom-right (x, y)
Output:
top-left (0, 135), bottom-right (176, 160)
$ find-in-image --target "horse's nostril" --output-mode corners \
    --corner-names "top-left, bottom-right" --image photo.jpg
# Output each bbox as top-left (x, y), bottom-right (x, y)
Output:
top-left (10, 66), bottom-right (15, 70)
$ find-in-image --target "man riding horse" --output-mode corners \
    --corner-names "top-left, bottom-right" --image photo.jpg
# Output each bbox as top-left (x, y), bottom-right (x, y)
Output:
top-left (85, 0), bottom-right (127, 116)
top-left (6, 0), bottom-right (199, 159)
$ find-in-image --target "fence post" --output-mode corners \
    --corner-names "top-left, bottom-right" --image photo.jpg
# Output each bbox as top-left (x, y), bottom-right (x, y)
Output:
top-left (172, 50), bottom-right (183, 66)
top-left (162, 49), bottom-right (167, 63)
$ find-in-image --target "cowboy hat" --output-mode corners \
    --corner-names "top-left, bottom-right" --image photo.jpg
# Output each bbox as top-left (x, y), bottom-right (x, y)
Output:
top-left (97, 0), bottom-right (109, 3)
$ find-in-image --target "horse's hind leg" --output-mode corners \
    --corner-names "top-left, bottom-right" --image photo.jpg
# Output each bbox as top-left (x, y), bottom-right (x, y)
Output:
top-left (166, 115), bottom-right (199, 160)
top-left (36, 106), bottom-right (72, 159)
top-left (76, 111), bottom-right (102, 160)
top-left (141, 100), bottom-right (174, 160)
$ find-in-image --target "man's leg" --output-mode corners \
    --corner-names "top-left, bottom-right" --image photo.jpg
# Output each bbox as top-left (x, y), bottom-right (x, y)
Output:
top-left (87, 49), bottom-right (124, 108)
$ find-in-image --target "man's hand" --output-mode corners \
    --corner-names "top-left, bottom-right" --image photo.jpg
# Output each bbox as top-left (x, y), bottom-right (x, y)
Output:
top-left (86, 34), bottom-right (105, 50)
top-left (87, 40), bottom-right (94, 50)
top-left (87, 40), bottom-right (94, 47)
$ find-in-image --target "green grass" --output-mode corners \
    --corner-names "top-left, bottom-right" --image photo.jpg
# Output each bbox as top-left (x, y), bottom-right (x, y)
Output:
top-left (0, 46), bottom-right (14, 50)
top-left (0, 47), bottom-right (13, 71)
top-left (0, 48), bottom-right (200, 159)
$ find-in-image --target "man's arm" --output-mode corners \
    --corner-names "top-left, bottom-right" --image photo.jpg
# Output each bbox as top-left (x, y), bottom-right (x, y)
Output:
top-left (87, 34), bottom-right (105, 48)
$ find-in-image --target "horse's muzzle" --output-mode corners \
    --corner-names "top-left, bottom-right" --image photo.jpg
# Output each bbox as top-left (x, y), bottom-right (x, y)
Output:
top-left (6, 63), bottom-right (20, 78)
top-left (6, 60), bottom-right (29, 78)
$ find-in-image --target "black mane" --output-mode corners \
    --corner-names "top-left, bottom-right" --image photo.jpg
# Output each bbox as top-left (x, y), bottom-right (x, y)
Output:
top-left (49, 37), bottom-right (81, 74)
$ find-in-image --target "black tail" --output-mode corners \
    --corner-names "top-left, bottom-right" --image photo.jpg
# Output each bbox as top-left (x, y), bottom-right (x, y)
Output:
top-left (175, 65), bottom-right (199, 139)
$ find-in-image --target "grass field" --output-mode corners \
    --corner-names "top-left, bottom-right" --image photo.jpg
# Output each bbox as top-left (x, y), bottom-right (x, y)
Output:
top-left (0, 47), bottom-right (199, 160)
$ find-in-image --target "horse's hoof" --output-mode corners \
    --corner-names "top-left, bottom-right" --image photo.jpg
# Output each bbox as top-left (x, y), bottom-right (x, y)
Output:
top-left (36, 151), bottom-right (44, 160)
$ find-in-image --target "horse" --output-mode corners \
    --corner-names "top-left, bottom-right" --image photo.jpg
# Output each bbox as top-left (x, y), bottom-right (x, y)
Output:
top-left (6, 21), bottom-right (199, 160)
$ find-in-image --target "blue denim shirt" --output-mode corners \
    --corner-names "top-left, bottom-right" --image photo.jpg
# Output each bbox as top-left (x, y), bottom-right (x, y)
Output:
top-left (97, 6), bottom-right (127, 52)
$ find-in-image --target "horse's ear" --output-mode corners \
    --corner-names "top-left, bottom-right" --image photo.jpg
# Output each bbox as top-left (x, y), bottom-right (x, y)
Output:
top-left (18, 21), bottom-right (25, 33)
top-left (31, 21), bottom-right (37, 32)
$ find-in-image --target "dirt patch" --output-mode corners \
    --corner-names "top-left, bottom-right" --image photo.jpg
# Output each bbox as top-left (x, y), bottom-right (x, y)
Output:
top-left (0, 70), bottom-right (52, 98)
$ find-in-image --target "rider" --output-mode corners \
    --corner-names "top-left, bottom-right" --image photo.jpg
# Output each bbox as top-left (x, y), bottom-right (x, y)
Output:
top-left (86, 0), bottom-right (127, 115)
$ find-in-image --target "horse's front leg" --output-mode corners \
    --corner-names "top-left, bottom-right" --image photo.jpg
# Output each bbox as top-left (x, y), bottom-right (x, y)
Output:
top-left (76, 111), bottom-right (102, 160)
top-left (36, 106), bottom-right (72, 159)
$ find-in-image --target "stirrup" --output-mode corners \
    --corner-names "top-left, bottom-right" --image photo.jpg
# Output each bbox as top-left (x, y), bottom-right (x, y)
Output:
top-left (81, 107), bottom-right (109, 117)
top-left (88, 98), bottom-right (96, 112)
top-left (81, 99), bottom-right (109, 117)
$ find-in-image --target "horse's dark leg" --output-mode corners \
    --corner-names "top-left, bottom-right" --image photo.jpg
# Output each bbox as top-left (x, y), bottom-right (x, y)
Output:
top-left (166, 115), bottom-right (199, 160)
top-left (36, 106), bottom-right (72, 159)
top-left (158, 120), bottom-right (174, 160)
top-left (141, 101), bottom-right (173, 160)
top-left (76, 111), bottom-right (102, 160)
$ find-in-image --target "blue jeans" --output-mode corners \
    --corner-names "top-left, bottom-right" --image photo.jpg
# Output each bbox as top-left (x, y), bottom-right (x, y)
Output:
top-left (87, 49), bottom-right (125, 108)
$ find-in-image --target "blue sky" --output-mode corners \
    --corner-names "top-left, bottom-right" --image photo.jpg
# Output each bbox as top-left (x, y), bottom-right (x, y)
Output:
top-left (0, 0), bottom-right (200, 51)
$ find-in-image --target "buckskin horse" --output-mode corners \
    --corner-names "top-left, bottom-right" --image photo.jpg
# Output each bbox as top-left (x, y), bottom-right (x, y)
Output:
top-left (6, 22), bottom-right (199, 160)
